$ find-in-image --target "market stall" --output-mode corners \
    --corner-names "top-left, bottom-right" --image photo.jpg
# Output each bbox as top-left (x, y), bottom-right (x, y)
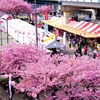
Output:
top-left (42, 17), bottom-right (100, 38)
top-left (42, 17), bottom-right (100, 50)
top-left (0, 18), bottom-right (63, 49)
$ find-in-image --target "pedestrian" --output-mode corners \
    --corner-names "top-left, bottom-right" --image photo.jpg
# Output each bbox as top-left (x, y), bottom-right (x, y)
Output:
top-left (93, 49), bottom-right (98, 59)
top-left (51, 48), bottom-right (58, 57)
top-left (82, 37), bottom-right (86, 47)
top-left (74, 49), bottom-right (82, 57)
top-left (87, 46), bottom-right (92, 57)
top-left (69, 38), bottom-right (72, 48)
top-left (72, 37), bottom-right (76, 47)
top-left (93, 52), bottom-right (97, 59)
top-left (83, 45), bottom-right (87, 55)
top-left (77, 44), bottom-right (82, 56)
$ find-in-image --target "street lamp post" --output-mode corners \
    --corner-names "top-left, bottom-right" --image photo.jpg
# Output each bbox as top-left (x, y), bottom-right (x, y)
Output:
top-left (34, 0), bottom-right (38, 46)
top-left (1, 15), bottom-right (10, 44)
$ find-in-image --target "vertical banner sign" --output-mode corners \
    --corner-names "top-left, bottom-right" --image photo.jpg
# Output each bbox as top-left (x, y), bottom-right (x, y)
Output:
top-left (44, 12), bottom-right (48, 34)
top-left (44, 12), bottom-right (48, 20)
top-left (40, 15), bottom-right (44, 21)
top-left (9, 74), bottom-right (12, 100)
top-left (44, 24), bottom-right (48, 34)
top-left (55, 28), bottom-right (59, 40)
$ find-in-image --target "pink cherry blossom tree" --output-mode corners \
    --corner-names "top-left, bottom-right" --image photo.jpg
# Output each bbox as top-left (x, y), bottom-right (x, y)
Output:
top-left (36, 6), bottom-right (52, 14)
top-left (0, 0), bottom-right (33, 18)
top-left (0, 43), bottom-right (47, 75)
top-left (17, 55), bottom-right (100, 100)
top-left (1, 43), bottom-right (100, 99)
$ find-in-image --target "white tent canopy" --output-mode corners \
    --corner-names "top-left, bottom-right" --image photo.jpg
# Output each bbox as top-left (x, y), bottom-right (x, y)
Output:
top-left (8, 19), bottom-right (47, 45)
top-left (0, 18), bottom-right (62, 48)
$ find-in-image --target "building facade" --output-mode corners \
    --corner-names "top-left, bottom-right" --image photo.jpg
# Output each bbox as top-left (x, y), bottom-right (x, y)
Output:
top-left (59, 0), bottom-right (100, 22)
top-left (62, 0), bottom-right (100, 2)
top-left (25, 0), bottom-right (100, 21)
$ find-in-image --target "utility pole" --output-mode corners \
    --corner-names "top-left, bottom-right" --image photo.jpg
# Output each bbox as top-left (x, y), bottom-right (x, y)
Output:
top-left (6, 19), bottom-right (9, 44)
top-left (0, 21), bottom-right (2, 45)
top-left (34, 0), bottom-right (38, 46)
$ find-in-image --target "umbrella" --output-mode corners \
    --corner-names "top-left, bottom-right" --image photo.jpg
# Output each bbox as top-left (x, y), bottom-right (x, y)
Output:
top-left (45, 40), bottom-right (63, 49)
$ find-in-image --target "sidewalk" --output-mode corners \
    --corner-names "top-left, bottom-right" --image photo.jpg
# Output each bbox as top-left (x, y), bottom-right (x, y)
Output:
top-left (0, 32), bottom-right (17, 46)
top-left (0, 86), bottom-right (29, 100)
top-left (60, 39), bottom-right (77, 55)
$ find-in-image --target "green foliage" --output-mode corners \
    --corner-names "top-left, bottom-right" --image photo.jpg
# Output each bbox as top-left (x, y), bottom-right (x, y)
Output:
top-left (0, 78), bottom-right (8, 85)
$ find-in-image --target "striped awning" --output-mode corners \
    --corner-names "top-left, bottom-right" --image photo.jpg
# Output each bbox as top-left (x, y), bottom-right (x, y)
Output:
top-left (67, 21), bottom-right (100, 35)
top-left (42, 17), bottom-right (100, 38)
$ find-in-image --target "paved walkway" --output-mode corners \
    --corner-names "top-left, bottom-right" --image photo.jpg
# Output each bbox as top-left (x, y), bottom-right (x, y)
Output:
top-left (0, 32), bottom-right (77, 100)
top-left (0, 86), bottom-right (29, 100)
top-left (0, 32), bottom-right (17, 46)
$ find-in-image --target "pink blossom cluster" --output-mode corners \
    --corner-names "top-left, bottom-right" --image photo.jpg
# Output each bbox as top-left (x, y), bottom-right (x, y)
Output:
top-left (0, 0), bottom-right (33, 14)
top-left (0, 43), bottom-right (100, 99)
top-left (0, 0), bottom-right (52, 17)
top-left (0, 43), bottom-right (46, 74)
top-left (36, 6), bottom-right (52, 14)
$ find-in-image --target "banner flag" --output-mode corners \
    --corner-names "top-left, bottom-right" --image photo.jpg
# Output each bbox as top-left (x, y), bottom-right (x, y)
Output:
top-left (40, 15), bottom-right (44, 21)
top-left (44, 12), bottom-right (48, 20)
top-left (43, 24), bottom-right (48, 34)
top-left (55, 28), bottom-right (59, 40)
top-left (44, 34), bottom-right (55, 42)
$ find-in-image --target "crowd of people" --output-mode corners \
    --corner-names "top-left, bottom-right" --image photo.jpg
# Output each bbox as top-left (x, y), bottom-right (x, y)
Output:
top-left (46, 32), bottom-right (100, 59)
top-left (74, 45), bottom-right (98, 58)
top-left (66, 33), bottom-right (100, 59)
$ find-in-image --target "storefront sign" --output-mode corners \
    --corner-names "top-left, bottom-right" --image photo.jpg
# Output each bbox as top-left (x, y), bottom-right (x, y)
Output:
top-left (44, 12), bottom-right (48, 20)
top-left (44, 34), bottom-right (55, 42)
